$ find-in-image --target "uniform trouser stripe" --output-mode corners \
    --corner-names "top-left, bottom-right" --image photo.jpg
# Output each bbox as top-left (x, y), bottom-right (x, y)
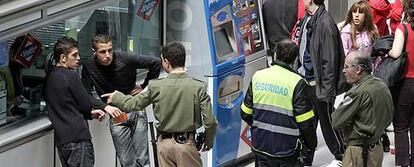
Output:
top-left (309, 85), bottom-right (345, 159)
top-left (252, 120), bottom-right (300, 136)
top-left (315, 98), bottom-right (346, 157)
top-left (325, 101), bottom-right (346, 153)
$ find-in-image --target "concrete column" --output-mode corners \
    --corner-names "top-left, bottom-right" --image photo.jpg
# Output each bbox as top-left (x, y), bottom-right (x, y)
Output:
top-left (327, 0), bottom-right (349, 22)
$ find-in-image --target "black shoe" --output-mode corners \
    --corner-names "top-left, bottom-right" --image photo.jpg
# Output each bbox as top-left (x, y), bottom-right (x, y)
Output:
top-left (301, 149), bottom-right (314, 166)
top-left (382, 133), bottom-right (390, 152)
top-left (383, 144), bottom-right (390, 152)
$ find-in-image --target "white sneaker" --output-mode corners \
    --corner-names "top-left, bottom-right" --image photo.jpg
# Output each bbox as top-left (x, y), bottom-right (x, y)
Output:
top-left (326, 160), bottom-right (342, 167)
top-left (385, 123), bottom-right (394, 132)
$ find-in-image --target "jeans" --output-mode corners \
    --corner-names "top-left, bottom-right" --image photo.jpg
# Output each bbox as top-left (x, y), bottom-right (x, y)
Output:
top-left (57, 140), bottom-right (94, 167)
top-left (394, 78), bottom-right (414, 166)
top-left (110, 112), bottom-right (150, 167)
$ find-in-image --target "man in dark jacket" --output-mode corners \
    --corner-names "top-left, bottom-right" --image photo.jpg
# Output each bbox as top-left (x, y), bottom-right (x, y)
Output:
top-left (262, 0), bottom-right (299, 53)
top-left (81, 34), bottom-right (161, 167)
top-left (241, 39), bottom-right (316, 166)
top-left (295, 0), bottom-right (349, 166)
top-left (45, 37), bottom-right (105, 167)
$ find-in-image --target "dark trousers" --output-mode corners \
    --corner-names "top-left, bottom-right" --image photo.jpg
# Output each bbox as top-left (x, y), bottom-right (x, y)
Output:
top-left (394, 78), bottom-right (414, 166)
top-left (254, 151), bottom-right (303, 167)
top-left (57, 140), bottom-right (94, 167)
top-left (308, 86), bottom-right (346, 162)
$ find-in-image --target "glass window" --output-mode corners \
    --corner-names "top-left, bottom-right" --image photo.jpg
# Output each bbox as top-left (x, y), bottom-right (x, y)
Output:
top-left (0, 0), bottom-right (162, 127)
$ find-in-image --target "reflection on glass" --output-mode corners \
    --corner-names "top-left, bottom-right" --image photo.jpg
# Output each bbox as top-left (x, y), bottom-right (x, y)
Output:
top-left (0, 0), bottom-right (161, 127)
top-left (214, 28), bottom-right (234, 58)
top-left (219, 80), bottom-right (240, 98)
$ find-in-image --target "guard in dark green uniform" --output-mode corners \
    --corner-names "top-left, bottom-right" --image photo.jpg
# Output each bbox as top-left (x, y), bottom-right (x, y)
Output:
top-left (103, 42), bottom-right (218, 167)
top-left (332, 51), bottom-right (393, 167)
top-left (241, 39), bottom-right (316, 167)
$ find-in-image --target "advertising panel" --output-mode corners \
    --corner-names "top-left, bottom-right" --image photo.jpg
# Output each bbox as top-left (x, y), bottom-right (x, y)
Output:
top-left (137, 0), bottom-right (160, 21)
top-left (14, 34), bottom-right (42, 68)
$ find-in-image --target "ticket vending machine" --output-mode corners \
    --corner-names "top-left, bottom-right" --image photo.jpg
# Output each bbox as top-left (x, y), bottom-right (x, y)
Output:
top-left (233, 0), bottom-right (268, 162)
top-left (164, 0), bottom-right (267, 166)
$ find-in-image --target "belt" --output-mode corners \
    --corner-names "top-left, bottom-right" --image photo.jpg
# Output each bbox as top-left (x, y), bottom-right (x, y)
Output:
top-left (159, 131), bottom-right (196, 144)
top-left (159, 131), bottom-right (195, 139)
top-left (354, 140), bottom-right (381, 148)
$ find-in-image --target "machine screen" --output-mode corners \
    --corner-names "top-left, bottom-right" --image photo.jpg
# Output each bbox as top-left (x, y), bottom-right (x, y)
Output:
top-left (214, 28), bottom-right (234, 58)
top-left (219, 81), bottom-right (240, 98)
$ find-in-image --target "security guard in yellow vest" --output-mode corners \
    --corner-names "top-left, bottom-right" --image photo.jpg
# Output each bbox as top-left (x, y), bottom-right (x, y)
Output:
top-left (241, 39), bottom-right (316, 167)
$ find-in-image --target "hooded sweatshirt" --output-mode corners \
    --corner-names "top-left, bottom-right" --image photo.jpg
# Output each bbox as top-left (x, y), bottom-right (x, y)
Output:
top-left (388, 0), bottom-right (403, 34)
top-left (369, 0), bottom-right (390, 36)
top-left (340, 24), bottom-right (373, 56)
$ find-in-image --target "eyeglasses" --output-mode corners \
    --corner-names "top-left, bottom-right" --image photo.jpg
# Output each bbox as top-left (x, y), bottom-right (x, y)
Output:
top-left (96, 48), bottom-right (113, 54)
top-left (343, 64), bottom-right (357, 69)
top-left (344, 64), bottom-right (368, 70)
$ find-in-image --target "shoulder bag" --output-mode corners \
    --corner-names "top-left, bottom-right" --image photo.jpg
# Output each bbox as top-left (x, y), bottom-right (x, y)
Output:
top-left (373, 24), bottom-right (408, 87)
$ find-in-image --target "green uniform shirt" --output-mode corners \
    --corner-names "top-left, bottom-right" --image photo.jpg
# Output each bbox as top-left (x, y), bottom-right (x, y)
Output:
top-left (111, 72), bottom-right (218, 147)
top-left (332, 75), bottom-right (393, 146)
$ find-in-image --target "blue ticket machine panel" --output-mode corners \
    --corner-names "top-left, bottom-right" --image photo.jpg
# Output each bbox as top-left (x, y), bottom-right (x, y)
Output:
top-left (211, 67), bottom-right (245, 166)
top-left (164, 0), bottom-right (265, 166)
top-left (207, 1), bottom-right (253, 166)
top-left (209, 0), bottom-right (245, 76)
top-left (165, 0), bottom-right (244, 77)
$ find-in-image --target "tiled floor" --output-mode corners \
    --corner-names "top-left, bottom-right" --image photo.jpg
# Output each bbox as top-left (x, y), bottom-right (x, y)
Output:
top-left (244, 125), bottom-right (396, 167)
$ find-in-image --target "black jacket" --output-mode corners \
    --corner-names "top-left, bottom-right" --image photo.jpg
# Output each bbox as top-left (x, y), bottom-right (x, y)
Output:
top-left (263, 0), bottom-right (298, 51)
top-left (81, 51), bottom-right (161, 110)
top-left (296, 5), bottom-right (349, 101)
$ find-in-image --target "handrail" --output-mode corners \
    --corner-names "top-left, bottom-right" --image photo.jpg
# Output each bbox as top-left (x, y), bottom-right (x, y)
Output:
top-left (0, 115), bottom-right (52, 153)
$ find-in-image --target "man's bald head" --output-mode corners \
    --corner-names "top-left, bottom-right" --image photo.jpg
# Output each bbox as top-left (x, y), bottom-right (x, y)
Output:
top-left (346, 51), bottom-right (372, 74)
top-left (343, 51), bottom-right (372, 84)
